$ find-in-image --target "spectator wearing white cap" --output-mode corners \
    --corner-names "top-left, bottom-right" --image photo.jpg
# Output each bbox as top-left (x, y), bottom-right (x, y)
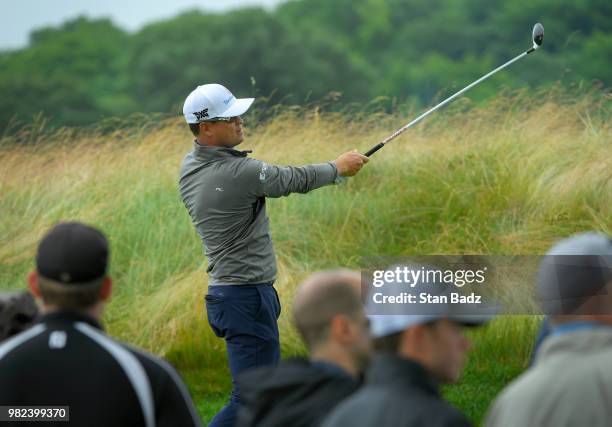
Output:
top-left (322, 265), bottom-right (494, 427)
top-left (485, 232), bottom-right (612, 427)
top-left (179, 83), bottom-right (369, 427)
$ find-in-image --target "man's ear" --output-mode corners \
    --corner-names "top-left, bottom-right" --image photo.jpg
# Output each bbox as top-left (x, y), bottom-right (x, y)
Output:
top-left (28, 271), bottom-right (41, 298)
top-left (100, 277), bottom-right (113, 301)
top-left (330, 314), bottom-right (352, 343)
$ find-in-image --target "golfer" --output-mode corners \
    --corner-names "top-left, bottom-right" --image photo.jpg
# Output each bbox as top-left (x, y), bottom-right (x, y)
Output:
top-left (179, 83), bottom-right (368, 427)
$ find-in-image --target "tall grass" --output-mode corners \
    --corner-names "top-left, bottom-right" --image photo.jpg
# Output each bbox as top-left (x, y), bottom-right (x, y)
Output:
top-left (1, 88), bottom-right (610, 424)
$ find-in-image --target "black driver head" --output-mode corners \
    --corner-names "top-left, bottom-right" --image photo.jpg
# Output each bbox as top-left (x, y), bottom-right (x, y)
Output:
top-left (532, 23), bottom-right (544, 46)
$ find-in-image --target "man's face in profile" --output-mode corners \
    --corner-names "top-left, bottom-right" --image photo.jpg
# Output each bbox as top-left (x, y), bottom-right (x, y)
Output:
top-left (206, 116), bottom-right (244, 148)
top-left (422, 320), bottom-right (471, 384)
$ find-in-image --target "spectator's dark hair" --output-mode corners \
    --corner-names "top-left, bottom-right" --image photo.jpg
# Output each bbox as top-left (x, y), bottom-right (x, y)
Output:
top-left (37, 276), bottom-right (104, 310)
top-left (189, 123), bottom-right (200, 137)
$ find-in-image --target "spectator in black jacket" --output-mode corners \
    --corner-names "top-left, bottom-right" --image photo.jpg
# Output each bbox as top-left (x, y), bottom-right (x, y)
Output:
top-left (0, 222), bottom-right (202, 427)
top-left (237, 269), bottom-right (372, 427)
top-left (323, 264), bottom-right (495, 427)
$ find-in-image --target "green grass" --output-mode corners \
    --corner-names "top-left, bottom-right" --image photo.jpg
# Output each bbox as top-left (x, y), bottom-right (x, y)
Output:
top-left (1, 89), bottom-right (610, 425)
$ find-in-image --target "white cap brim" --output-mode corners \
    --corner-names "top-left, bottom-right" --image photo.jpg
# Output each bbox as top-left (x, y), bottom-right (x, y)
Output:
top-left (368, 311), bottom-right (496, 338)
top-left (217, 98), bottom-right (254, 118)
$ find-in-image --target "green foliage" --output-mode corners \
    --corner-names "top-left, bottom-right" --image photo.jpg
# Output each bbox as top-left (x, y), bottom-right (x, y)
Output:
top-left (0, 17), bottom-right (134, 130)
top-left (0, 0), bottom-right (610, 130)
top-left (127, 8), bottom-right (371, 114)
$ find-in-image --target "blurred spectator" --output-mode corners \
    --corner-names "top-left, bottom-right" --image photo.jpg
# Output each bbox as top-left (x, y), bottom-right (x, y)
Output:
top-left (486, 232), bottom-right (612, 427)
top-left (323, 265), bottom-right (493, 427)
top-left (0, 222), bottom-right (202, 427)
top-left (237, 270), bottom-right (371, 427)
top-left (0, 291), bottom-right (38, 342)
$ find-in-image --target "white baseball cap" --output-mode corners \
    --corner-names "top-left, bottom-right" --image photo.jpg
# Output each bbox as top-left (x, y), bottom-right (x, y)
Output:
top-left (183, 83), bottom-right (254, 124)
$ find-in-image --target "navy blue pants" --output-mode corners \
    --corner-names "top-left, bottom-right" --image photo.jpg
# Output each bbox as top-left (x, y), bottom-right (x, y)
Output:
top-left (205, 283), bottom-right (281, 427)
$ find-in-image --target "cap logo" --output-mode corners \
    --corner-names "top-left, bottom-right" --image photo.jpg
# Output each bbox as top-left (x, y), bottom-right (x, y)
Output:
top-left (194, 108), bottom-right (209, 121)
top-left (223, 96), bottom-right (233, 105)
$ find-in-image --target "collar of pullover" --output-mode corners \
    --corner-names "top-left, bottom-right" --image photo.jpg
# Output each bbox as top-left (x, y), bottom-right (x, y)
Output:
top-left (535, 326), bottom-right (612, 365)
top-left (38, 310), bottom-right (103, 331)
top-left (193, 140), bottom-right (252, 161)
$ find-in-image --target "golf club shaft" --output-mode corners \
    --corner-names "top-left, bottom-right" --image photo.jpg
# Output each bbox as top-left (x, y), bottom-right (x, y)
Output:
top-left (365, 47), bottom-right (535, 157)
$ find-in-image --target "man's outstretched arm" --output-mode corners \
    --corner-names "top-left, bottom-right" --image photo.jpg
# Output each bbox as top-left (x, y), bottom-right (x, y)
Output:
top-left (241, 150), bottom-right (369, 198)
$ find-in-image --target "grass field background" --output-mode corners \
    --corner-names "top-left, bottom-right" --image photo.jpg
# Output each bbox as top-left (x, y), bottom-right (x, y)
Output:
top-left (1, 88), bottom-right (610, 425)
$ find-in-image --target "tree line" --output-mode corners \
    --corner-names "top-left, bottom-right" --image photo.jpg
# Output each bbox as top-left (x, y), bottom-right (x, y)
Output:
top-left (0, 0), bottom-right (610, 131)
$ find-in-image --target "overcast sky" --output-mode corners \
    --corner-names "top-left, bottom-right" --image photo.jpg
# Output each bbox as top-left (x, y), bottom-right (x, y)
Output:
top-left (0, 0), bottom-right (287, 50)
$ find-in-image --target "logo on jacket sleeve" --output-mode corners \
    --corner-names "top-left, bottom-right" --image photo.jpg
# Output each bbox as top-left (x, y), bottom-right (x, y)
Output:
top-left (194, 108), bottom-right (209, 121)
top-left (259, 163), bottom-right (268, 182)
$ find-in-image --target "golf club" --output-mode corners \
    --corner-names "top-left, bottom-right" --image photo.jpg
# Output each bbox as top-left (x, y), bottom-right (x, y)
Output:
top-left (364, 23), bottom-right (544, 157)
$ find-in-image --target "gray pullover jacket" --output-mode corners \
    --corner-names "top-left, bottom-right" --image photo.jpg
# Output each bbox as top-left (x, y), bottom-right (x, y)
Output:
top-left (179, 142), bottom-right (338, 285)
top-left (485, 327), bottom-right (612, 427)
